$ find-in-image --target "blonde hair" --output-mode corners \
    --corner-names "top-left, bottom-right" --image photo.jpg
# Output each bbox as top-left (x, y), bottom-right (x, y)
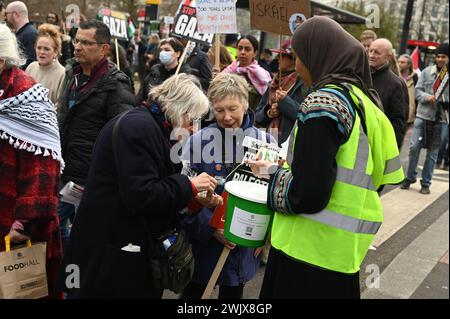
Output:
top-left (37, 23), bottom-right (62, 55)
top-left (0, 23), bottom-right (24, 67)
top-left (149, 74), bottom-right (209, 127)
top-left (360, 30), bottom-right (377, 41)
top-left (208, 73), bottom-right (249, 111)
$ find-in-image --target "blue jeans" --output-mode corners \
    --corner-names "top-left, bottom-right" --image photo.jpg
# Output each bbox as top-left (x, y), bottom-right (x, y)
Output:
top-left (406, 118), bottom-right (441, 187)
top-left (57, 198), bottom-right (76, 253)
top-left (437, 123), bottom-right (449, 165)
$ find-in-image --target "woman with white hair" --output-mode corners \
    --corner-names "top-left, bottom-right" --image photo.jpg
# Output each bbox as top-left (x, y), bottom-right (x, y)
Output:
top-left (180, 73), bottom-right (276, 299)
top-left (59, 73), bottom-right (219, 299)
top-left (0, 23), bottom-right (63, 298)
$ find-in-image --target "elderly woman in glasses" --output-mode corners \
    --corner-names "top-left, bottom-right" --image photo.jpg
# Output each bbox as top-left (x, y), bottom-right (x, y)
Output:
top-left (180, 73), bottom-right (276, 299)
top-left (59, 74), bottom-right (219, 299)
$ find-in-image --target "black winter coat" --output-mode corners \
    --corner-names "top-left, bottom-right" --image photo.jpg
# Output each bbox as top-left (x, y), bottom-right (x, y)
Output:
top-left (57, 59), bottom-right (135, 185)
top-left (372, 64), bottom-right (409, 148)
top-left (126, 37), bottom-right (148, 80)
top-left (58, 106), bottom-right (193, 298)
top-left (59, 35), bottom-right (73, 66)
top-left (16, 22), bottom-right (38, 69)
top-left (138, 63), bottom-right (194, 104)
top-left (186, 46), bottom-right (212, 91)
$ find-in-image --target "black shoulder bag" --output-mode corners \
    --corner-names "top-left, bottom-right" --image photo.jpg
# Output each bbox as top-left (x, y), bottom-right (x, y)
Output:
top-left (111, 111), bottom-right (194, 294)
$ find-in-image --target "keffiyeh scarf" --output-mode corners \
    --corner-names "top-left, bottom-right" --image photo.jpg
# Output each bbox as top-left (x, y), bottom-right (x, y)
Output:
top-left (0, 78), bottom-right (64, 169)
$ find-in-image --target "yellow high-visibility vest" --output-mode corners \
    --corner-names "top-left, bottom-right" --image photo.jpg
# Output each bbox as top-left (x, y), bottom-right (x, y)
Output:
top-left (272, 84), bottom-right (404, 274)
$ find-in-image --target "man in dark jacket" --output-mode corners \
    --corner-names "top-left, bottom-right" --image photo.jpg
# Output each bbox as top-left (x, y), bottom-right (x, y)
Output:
top-left (369, 38), bottom-right (409, 148)
top-left (57, 20), bottom-right (135, 251)
top-left (181, 39), bottom-right (212, 91)
top-left (127, 29), bottom-right (148, 85)
top-left (5, 1), bottom-right (37, 69)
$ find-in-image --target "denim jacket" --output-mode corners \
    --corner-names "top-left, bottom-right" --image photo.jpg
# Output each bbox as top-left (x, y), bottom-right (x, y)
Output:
top-left (415, 65), bottom-right (449, 122)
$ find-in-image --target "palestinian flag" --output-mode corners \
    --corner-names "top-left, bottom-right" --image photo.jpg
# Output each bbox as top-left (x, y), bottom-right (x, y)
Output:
top-left (410, 47), bottom-right (420, 72)
top-left (127, 17), bottom-right (136, 38)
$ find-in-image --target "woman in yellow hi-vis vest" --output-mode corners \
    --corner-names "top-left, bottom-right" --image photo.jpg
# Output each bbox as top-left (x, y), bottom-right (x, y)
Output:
top-left (247, 17), bottom-right (404, 299)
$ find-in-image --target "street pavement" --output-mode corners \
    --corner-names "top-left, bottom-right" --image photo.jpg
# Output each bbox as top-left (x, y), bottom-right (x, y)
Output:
top-left (163, 126), bottom-right (449, 300)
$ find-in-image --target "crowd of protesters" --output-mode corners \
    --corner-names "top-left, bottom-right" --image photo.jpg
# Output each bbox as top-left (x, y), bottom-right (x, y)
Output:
top-left (0, 0), bottom-right (448, 300)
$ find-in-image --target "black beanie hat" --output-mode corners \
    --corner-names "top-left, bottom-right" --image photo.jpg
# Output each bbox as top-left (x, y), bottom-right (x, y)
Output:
top-left (436, 43), bottom-right (449, 56)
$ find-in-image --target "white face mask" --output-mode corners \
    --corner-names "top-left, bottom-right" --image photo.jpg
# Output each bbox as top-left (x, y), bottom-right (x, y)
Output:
top-left (159, 51), bottom-right (174, 65)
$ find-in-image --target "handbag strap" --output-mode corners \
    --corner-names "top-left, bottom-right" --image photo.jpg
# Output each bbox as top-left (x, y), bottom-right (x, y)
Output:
top-left (111, 111), bottom-right (158, 257)
top-left (4, 235), bottom-right (32, 253)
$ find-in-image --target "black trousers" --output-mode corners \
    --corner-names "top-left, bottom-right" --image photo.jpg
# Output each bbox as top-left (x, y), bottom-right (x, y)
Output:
top-left (260, 247), bottom-right (360, 299)
top-left (181, 282), bottom-right (245, 299)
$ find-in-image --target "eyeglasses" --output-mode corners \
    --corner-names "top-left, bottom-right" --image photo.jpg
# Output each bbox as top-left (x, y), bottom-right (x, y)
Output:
top-left (4, 11), bottom-right (16, 17)
top-left (72, 38), bottom-right (105, 47)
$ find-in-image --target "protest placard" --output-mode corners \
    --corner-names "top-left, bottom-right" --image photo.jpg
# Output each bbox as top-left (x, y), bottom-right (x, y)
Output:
top-left (249, 0), bottom-right (311, 35)
top-left (196, 0), bottom-right (237, 34)
top-left (97, 7), bottom-right (128, 40)
top-left (171, 5), bottom-right (214, 46)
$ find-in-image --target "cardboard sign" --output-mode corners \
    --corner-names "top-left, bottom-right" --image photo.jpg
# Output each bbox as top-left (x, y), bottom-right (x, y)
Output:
top-left (249, 0), bottom-right (311, 35)
top-left (171, 5), bottom-right (214, 45)
top-left (97, 7), bottom-right (128, 40)
top-left (196, 0), bottom-right (237, 34)
top-left (137, 8), bottom-right (146, 22)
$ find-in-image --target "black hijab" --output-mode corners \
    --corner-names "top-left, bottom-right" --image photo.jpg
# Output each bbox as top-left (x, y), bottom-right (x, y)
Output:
top-left (292, 16), bottom-right (383, 110)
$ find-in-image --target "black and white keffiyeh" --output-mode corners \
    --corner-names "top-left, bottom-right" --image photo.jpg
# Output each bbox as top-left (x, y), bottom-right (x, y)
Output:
top-left (0, 84), bottom-right (64, 169)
